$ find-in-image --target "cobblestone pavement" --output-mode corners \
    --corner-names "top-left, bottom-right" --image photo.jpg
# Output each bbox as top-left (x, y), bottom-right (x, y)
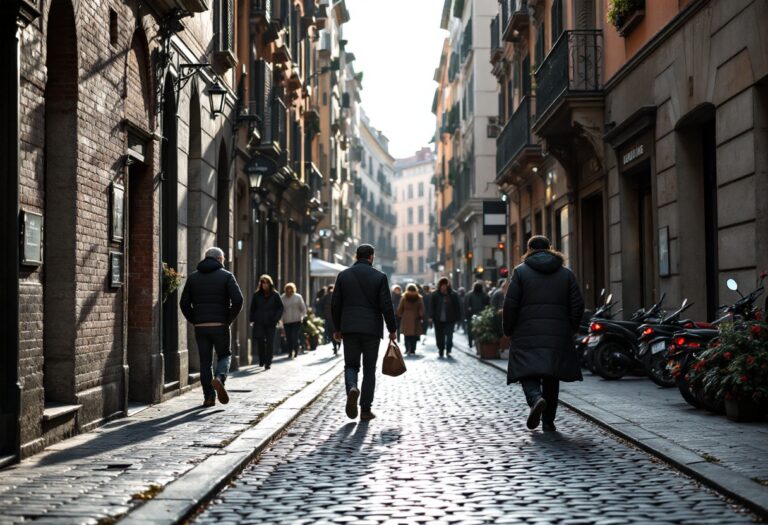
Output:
top-left (195, 337), bottom-right (758, 524)
top-left (452, 331), bottom-right (768, 485)
top-left (0, 347), bottom-right (342, 525)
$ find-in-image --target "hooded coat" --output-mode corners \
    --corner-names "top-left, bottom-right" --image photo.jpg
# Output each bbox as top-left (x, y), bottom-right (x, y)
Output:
top-left (503, 250), bottom-right (585, 384)
top-left (179, 257), bottom-right (244, 325)
top-left (249, 290), bottom-right (284, 338)
top-left (430, 288), bottom-right (462, 324)
top-left (397, 291), bottom-right (425, 336)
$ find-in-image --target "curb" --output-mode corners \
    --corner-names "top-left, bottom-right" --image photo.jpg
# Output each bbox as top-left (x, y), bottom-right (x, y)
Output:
top-left (120, 358), bottom-right (345, 525)
top-left (453, 341), bottom-right (768, 519)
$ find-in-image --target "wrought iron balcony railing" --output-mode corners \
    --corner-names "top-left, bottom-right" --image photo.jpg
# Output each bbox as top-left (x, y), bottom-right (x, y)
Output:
top-left (496, 96), bottom-right (534, 178)
top-left (535, 30), bottom-right (603, 121)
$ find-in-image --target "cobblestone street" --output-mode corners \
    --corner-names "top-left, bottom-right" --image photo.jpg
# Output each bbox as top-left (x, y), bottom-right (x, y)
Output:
top-left (195, 338), bottom-right (759, 525)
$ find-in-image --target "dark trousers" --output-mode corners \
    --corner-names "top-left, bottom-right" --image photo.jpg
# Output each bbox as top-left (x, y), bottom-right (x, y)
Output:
top-left (466, 318), bottom-right (474, 347)
top-left (253, 325), bottom-right (275, 366)
top-left (434, 321), bottom-right (455, 354)
top-left (284, 322), bottom-right (302, 354)
top-left (404, 335), bottom-right (418, 354)
top-left (324, 319), bottom-right (340, 351)
top-left (520, 377), bottom-right (560, 424)
top-left (343, 334), bottom-right (380, 409)
top-left (195, 326), bottom-right (231, 400)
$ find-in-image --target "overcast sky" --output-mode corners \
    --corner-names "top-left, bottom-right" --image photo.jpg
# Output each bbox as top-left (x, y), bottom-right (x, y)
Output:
top-left (343, 0), bottom-right (446, 159)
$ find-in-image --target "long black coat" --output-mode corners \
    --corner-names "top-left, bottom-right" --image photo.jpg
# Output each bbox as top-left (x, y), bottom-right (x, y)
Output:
top-left (464, 291), bottom-right (490, 321)
top-left (331, 260), bottom-right (397, 338)
top-left (180, 257), bottom-right (244, 325)
top-left (503, 250), bottom-right (585, 384)
top-left (249, 291), bottom-right (284, 338)
top-left (430, 290), bottom-right (462, 324)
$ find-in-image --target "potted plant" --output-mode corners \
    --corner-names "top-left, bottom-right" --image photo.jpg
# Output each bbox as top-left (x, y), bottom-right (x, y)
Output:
top-left (607, 0), bottom-right (645, 37)
top-left (692, 317), bottom-right (768, 422)
top-left (471, 306), bottom-right (503, 359)
top-left (161, 262), bottom-right (183, 303)
top-left (303, 312), bottom-right (324, 351)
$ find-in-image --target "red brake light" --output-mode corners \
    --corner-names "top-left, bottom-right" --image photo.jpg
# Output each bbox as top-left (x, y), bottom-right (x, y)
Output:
top-left (675, 336), bottom-right (686, 347)
top-left (590, 322), bottom-right (604, 333)
top-left (683, 322), bottom-right (693, 328)
top-left (642, 327), bottom-right (654, 336)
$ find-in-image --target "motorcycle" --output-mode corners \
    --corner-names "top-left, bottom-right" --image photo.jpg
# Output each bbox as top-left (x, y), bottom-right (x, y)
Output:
top-left (588, 294), bottom-right (666, 380)
top-left (575, 291), bottom-right (618, 371)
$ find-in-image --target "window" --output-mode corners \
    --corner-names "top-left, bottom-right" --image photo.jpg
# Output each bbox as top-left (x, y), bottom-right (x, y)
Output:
top-left (214, 0), bottom-right (234, 53)
top-left (408, 184), bottom-right (413, 199)
top-left (418, 206), bottom-right (424, 224)
top-left (418, 232), bottom-right (424, 250)
top-left (418, 182), bottom-right (424, 197)
top-left (418, 256), bottom-right (425, 273)
top-left (551, 0), bottom-right (564, 45)
top-left (556, 205), bottom-right (570, 267)
top-left (407, 208), bottom-right (413, 225)
top-left (407, 233), bottom-right (414, 251)
top-left (407, 257), bottom-right (414, 274)
top-left (523, 215), bottom-right (532, 255)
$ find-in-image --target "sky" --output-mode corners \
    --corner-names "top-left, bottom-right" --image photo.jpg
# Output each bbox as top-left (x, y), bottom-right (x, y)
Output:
top-left (343, 0), bottom-right (446, 159)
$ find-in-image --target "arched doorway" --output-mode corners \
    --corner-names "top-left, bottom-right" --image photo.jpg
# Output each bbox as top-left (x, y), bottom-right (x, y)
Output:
top-left (161, 75), bottom-right (179, 386)
top-left (43, 0), bottom-right (78, 405)
top-left (186, 88), bottom-right (202, 375)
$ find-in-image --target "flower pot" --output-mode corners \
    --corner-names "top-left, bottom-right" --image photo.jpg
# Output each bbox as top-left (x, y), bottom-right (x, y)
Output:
top-left (478, 341), bottom-right (500, 360)
top-left (725, 399), bottom-right (766, 422)
top-left (618, 9), bottom-right (644, 36)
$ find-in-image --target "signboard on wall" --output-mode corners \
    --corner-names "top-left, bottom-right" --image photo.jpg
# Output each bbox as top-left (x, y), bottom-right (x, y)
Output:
top-left (483, 201), bottom-right (507, 236)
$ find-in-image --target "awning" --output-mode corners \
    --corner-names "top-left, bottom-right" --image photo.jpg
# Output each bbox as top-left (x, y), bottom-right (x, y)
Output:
top-left (310, 258), bottom-right (347, 278)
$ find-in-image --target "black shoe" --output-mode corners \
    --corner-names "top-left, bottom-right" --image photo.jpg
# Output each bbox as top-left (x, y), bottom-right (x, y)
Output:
top-left (438, 351), bottom-right (444, 358)
top-left (526, 397), bottom-right (547, 430)
top-left (346, 387), bottom-right (360, 419)
top-left (258, 362), bottom-right (264, 367)
top-left (211, 377), bottom-right (229, 405)
top-left (542, 422), bottom-right (556, 432)
top-left (265, 364), bottom-right (271, 370)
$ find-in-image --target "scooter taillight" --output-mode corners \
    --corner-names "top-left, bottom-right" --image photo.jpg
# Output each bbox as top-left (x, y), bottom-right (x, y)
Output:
top-left (590, 322), bottom-right (604, 333)
top-left (642, 327), bottom-right (654, 336)
top-left (675, 336), bottom-right (702, 349)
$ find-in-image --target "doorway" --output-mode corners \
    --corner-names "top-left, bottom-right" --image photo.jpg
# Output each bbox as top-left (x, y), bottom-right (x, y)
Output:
top-left (580, 193), bottom-right (605, 310)
top-left (621, 161), bottom-right (655, 313)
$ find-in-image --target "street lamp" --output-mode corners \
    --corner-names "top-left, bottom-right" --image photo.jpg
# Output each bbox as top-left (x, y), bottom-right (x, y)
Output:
top-left (207, 80), bottom-right (227, 118)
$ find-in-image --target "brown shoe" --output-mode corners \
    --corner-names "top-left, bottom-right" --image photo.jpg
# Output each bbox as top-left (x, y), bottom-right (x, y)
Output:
top-left (360, 409), bottom-right (376, 421)
top-left (211, 377), bottom-right (229, 405)
top-left (346, 387), bottom-right (359, 419)
top-left (203, 398), bottom-right (215, 407)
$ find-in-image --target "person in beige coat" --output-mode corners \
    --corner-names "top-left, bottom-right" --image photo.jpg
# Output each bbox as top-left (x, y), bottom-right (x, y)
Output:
top-left (396, 284), bottom-right (425, 355)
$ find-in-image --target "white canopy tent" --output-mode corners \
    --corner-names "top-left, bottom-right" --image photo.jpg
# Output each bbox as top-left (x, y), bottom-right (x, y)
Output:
top-left (310, 258), bottom-right (348, 278)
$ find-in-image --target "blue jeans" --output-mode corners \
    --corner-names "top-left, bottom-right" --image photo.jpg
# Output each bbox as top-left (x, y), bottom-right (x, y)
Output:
top-left (520, 377), bottom-right (560, 424)
top-left (343, 334), bottom-right (380, 409)
top-left (195, 326), bottom-right (232, 400)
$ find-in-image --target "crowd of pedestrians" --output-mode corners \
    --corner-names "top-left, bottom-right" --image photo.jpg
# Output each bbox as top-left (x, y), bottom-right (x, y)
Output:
top-left (179, 236), bottom-right (585, 432)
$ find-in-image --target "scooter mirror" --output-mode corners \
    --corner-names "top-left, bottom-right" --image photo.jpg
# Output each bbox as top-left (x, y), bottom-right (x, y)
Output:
top-left (606, 293), bottom-right (613, 304)
top-left (727, 279), bottom-right (739, 291)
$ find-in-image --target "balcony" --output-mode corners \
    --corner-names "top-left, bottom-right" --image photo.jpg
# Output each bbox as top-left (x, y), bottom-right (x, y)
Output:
top-left (440, 200), bottom-right (457, 229)
top-left (490, 14), bottom-right (503, 64)
top-left (251, 0), bottom-right (271, 27)
top-left (148, 0), bottom-right (208, 16)
top-left (533, 30), bottom-right (603, 136)
top-left (496, 97), bottom-right (541, 183)
top-left (501, 0), bottom-right (528, 43)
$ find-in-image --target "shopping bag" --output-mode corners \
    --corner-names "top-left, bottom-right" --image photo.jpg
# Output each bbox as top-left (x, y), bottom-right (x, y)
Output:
top-left (382, 340), bottom-right (407, 377)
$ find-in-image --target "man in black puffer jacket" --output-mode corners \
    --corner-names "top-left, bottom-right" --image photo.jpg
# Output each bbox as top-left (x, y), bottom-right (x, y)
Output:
top-left (503, 236), bottom-right (584, 432)
top-left (180, 247), bottom-right (244, 407)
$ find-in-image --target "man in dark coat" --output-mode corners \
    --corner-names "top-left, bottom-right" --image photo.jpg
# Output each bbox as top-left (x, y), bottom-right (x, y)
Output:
top-left (429, 277), bottom-right (462, 357)
top-left (331, 244), bottom-right (397, 421)
top-left (464, 281), bottom-right (490, 348)
top-left (180, 247), bottom-right (244, 407)
top-left (503, 236), bottom-right (584, 431)
top-left (249, 274), bottom-right (283, 370)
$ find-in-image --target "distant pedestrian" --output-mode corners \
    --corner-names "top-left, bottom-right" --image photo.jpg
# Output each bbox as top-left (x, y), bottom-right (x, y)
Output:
top-left (490, 278), bottom-right (508, 311)
top-left (430, 277), bottom-right (461, 357)
top-left (281, 283), bottom-right (307, 359)
top-left (249, 274), bottom-right (283, 370)
top-left (397, 284), bottom-right (425, 355)
top-left (503, 236), bottom-right (585, 432)
top-left (180, 247), bottom-right (244, 407)
top-left (391, 285), bottom-right (403, 342)
top-left (331, 244), bottom-right (397, 421)
top-left (314, 287), bottom-right (326, 315)
top-left (464, 281), bottom-right (490, 348)
top-left (457, 287), bottom-right (467, 333)
top-left (422, 284), bottom-right (433, 337)
top-left (319, 284), bottom-right (340, 354)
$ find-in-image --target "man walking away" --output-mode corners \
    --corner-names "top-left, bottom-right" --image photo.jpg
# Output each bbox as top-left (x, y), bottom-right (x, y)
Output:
top-left (430, 277), bottom-right (461, 357)
top-left (180, 247), bottom-right (244, 407)
top-left (503, 236), bottom-right (585, 431)
top-left (464, 281), bottom-right (490, 348)
top-left (332, 244), bottom-right (397, 421)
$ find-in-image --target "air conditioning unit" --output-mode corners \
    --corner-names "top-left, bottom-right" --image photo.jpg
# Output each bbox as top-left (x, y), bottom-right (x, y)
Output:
top-left (317, 29), bottom-right (331, 55)
top-left (487, 116), bottom-right (501, 138)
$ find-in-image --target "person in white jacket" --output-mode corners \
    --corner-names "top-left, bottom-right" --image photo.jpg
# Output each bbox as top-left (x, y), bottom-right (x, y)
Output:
top-left (281, 282), bottom-right (307, 358)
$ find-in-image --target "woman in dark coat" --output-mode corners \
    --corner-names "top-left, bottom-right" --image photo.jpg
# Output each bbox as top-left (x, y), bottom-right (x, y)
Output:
top-left (503, 236), bottom-right (584, 431)
top-left (464, 281), bottom-right (490, 348)
top-left (250, 274), bottom-right (284, 370)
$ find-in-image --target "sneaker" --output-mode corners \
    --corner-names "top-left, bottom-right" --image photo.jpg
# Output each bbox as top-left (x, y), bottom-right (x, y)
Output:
top-left (346, 387), bottom-right (360, 419)
top-left (526, 397), bottom-right (547, 430)
top-left (203, 398), bottom-right (215, 407)
top-left (542, 422), bottom-right (557, 432)
top-left (211, 377), bottom-right (229, 405)
top-left (360, 409), bottom-right (376, 421)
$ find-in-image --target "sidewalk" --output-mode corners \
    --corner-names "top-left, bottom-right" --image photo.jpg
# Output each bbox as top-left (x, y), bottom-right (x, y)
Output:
top-left (0, 346), bottom-right (344, 525)
top-left (452, 331), bottom-right (768, 517)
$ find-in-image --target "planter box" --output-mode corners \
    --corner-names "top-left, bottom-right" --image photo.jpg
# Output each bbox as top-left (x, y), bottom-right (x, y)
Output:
top-left (725, 399), bottom-right (766, 422)
top-left (618, 9), bottom-right (644, 37)
top-left (478, 341), bottom-right (500, 360)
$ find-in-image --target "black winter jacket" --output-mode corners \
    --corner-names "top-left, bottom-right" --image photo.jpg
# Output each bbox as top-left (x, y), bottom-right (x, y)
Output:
top-left (249, 291), bottom-right (283, 338)
top-left (180, 258), bottom-right (244, 325)
top-left (331, 260), bottom-right (397, 338)
top-left (503, 250), bottom-right (585, 384)
top-left (465, 291), bottom-right (490, 321)
top-left (430, 290), bottom-right (462, 324)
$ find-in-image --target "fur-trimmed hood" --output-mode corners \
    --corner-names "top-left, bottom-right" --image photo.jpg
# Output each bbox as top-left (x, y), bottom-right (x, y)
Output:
top-left (522, 249), bottom-right (565, 274)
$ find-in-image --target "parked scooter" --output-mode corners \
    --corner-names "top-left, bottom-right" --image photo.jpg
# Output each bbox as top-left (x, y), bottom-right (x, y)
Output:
top-left (575, 291), bottom-right (617, 371)
top-left (587, 294), bottom-right (666, 380)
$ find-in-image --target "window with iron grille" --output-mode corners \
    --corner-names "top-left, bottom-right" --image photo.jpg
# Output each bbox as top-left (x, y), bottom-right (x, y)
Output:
top-left (214, 0), bottom-right (234, 53)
